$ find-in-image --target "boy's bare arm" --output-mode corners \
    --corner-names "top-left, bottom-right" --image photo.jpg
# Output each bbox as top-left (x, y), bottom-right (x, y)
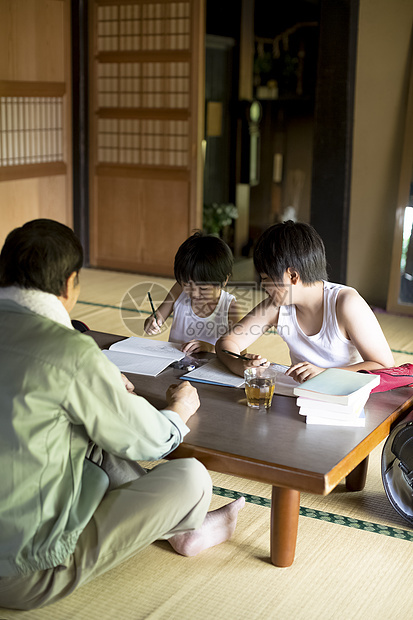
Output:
top-left (227, 299), bottom-right (244, 329)
top-left (225, 299), bottom-right (247, 355)
top-left (216, 299), bottom-right (278, 375)
top-left (287, 289), bottom-right (395, 383)
top-left (336, 288), bottom-right (394, 370)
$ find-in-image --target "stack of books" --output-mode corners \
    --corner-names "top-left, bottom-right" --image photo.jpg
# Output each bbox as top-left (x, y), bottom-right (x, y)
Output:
top-left (293, 368), bottom-right (381, 427)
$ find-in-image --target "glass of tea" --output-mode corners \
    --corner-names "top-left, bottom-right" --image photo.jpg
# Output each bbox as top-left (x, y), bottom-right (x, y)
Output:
top-left (244, 367), bottom-right (277, 410)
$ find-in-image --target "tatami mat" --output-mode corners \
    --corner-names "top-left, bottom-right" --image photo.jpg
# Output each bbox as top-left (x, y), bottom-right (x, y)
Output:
top-left (1, 267), bottom-right (413, 619)
top-left (1, 495), bottom-right (412, 620)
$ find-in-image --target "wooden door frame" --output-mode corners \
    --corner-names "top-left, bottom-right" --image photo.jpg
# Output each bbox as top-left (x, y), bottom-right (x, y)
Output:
top-left (310, 0), bottom-right (360, 284)
top-left (386, 49), bottom-right (413, 315)
top-left (71, 0), bottom-right (360, 278)
top-left (71, 0), bottom-right (90, 263)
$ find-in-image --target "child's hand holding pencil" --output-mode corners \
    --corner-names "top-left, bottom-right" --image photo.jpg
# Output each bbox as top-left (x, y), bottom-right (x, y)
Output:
top-left (144, 292), bottom-right (162, 335)
top-left (222, 350), bottom-right (269, 368)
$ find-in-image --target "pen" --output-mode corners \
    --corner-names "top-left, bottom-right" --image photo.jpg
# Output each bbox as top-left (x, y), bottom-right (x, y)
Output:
top-left (222, 349), bottom-right (268, 366)
top-left (147, 292), bottom-right (159, 325)
top-left (222, 349), bottom-right (254, 362)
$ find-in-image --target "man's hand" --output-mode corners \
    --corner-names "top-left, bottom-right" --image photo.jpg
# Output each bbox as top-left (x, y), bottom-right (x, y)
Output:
top-left (166, 381), bottom-right (200, 424)
top-left (286, 362), bottom-right (324, 383)
top-left (121, 373), bottom-right (135, 393)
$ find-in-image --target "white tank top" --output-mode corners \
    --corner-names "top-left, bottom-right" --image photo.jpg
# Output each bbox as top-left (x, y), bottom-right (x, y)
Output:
top-left (276, 281), bottom-right (362, 367)
top-left (169, 290), bottom-right (235, 345)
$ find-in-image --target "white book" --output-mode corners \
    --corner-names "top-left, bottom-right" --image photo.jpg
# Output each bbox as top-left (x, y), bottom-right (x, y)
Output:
top-left (293, 368), bottom-right (380, 405)
top-left (181, 358), bottom-right (245, 388)
top-left (305, 409), bottom-right (366, 427)
top-left (102, 337), bottom-right (185, 377)
top-left (300, 400), bottom-right (365, 421)
top-left (297, 392), bottom-right (369, 415)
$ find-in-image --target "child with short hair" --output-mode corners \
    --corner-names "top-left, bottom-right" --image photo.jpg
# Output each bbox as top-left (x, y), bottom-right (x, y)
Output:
top-left (216, 220), bottom-right (394, 382)
top-left (144, 232), bottom-right (242, 353)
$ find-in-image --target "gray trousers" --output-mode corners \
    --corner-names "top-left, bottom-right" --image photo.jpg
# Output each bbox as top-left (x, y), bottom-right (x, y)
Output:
top-left (0, 452), bottom-right (212, 610)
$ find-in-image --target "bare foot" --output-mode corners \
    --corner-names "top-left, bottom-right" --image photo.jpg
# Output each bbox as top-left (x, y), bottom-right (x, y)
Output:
top-left (168, 496), bottom-right (246, 557)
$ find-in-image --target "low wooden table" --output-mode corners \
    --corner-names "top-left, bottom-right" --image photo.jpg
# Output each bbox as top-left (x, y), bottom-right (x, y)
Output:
top-left (89, 331), bottom-right (413, 567)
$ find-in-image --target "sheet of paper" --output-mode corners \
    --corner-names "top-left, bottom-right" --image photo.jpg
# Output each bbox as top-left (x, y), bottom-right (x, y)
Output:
top-left (181, 358), bottom-right (245, 388)
top-left (270, 363), bottom-right (289, 373)
top-left (102, 350), bottom-right (173, 377)
top-left (273, 372), bottom-right (300, 397)
top-left (109, 337), bottom-right (185, 361)
top-left (269, 363), bottom-right (299, 397)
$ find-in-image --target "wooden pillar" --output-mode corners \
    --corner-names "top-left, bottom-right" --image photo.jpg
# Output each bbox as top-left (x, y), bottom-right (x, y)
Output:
top-left (310, 0), bottom-right (359, 283)
top-left (234, 0), bottom-right (254, 258)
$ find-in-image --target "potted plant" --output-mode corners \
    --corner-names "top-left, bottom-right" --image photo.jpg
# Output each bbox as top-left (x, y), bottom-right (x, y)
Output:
top-left (203, 202), bottom-right (238, 239)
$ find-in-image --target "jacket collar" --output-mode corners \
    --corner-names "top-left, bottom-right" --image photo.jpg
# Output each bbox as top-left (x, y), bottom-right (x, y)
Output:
top-left (0, 286), bottom-right (73, 329)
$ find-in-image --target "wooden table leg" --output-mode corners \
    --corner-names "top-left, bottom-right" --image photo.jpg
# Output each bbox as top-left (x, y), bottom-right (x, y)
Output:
top-left (270, 486), bottom-right (300, 567)
top-left (345, 456), bottom-right (369, 491)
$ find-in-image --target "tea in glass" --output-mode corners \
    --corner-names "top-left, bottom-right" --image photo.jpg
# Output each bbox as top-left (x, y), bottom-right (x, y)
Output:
top-left (244, 367), bottom-right (277, 409)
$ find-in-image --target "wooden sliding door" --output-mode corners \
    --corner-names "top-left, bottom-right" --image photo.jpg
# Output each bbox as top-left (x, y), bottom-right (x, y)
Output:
top-left (0, 0), bottom-right (72, 245)
top-left (89, 0), bottom-right (205, 276)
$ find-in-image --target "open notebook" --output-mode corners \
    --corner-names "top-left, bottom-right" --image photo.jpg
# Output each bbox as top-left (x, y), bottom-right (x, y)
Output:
top-left (102, 337), bottom-right (185, 377)
top-left (181, 361), bottom-right (299, 396)
top-left (270, 363), bottom-right (300, 397)
top-left (181, 358), bottom-right (245, 388)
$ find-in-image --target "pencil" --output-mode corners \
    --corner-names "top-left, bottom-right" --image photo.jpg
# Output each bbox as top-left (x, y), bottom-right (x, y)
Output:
top-left (222, 349), bottom-right (268, 366)
top-left (222, 349), bottom-right (252, 362)
top-left (148, 292), bottom-right (158, 324)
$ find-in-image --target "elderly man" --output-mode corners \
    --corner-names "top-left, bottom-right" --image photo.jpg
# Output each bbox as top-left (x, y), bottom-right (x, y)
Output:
top-left (0, 219), bottom-right (244, 610)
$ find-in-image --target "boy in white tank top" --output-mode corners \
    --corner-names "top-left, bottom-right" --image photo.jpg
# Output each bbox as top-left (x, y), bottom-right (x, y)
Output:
top-left (144, 232), bottom-right (241, 354)
top-left (216, 221), bottom-right (394, 382)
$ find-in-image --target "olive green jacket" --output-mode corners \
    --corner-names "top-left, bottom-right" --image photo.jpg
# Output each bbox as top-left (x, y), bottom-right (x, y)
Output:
top-left (0, 296), bottom-right (188, 577)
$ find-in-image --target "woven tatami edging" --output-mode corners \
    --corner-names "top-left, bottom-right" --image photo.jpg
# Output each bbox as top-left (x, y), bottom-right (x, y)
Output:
top-left (212, 485), bottom-right (413, 542)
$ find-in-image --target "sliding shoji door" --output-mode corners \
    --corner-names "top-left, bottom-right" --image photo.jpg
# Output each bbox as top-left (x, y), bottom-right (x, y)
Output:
top-left (0, 0), bottom-right (72, 246)
top-left (89, 0), bottom-right (205, 276)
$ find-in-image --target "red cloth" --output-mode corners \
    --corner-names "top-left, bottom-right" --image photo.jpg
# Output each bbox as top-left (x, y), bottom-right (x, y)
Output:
top-left (358, 363), bottom-right (413, 393)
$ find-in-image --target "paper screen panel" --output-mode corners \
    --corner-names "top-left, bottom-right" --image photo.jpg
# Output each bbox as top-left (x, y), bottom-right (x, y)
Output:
top-left (0, 96), bottom-right (63, 166)
top-left (97, 61), bottom-right (190, 109)
top-left (95, 1), bottom-right (191, 168)
top-left (98, 117), bottom-right (188, 166)
top-left (97, 2), bottom-right (190, 52)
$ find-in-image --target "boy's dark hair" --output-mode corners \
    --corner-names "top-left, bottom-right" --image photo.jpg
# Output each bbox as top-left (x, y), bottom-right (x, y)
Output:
top-left (174, 231), bottom-right (233, 286)
top-left (253, 220), bottom-right (328, 284)
top-left (0, 219), bottom-right (83, 296)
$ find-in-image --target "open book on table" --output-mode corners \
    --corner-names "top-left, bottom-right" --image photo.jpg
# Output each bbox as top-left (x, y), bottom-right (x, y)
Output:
top-left (270, 363), bottom-right (300, 397)
top-left (102, 337), bottom-right (185, 377)
top-left (180, 361), bottom-right (299, 395)
top-left (180, 358), bottom-right (245, 388)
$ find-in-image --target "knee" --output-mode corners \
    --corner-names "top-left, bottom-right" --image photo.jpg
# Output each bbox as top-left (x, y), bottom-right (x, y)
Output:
top-left (170, 458), bottom-right (212, 499)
